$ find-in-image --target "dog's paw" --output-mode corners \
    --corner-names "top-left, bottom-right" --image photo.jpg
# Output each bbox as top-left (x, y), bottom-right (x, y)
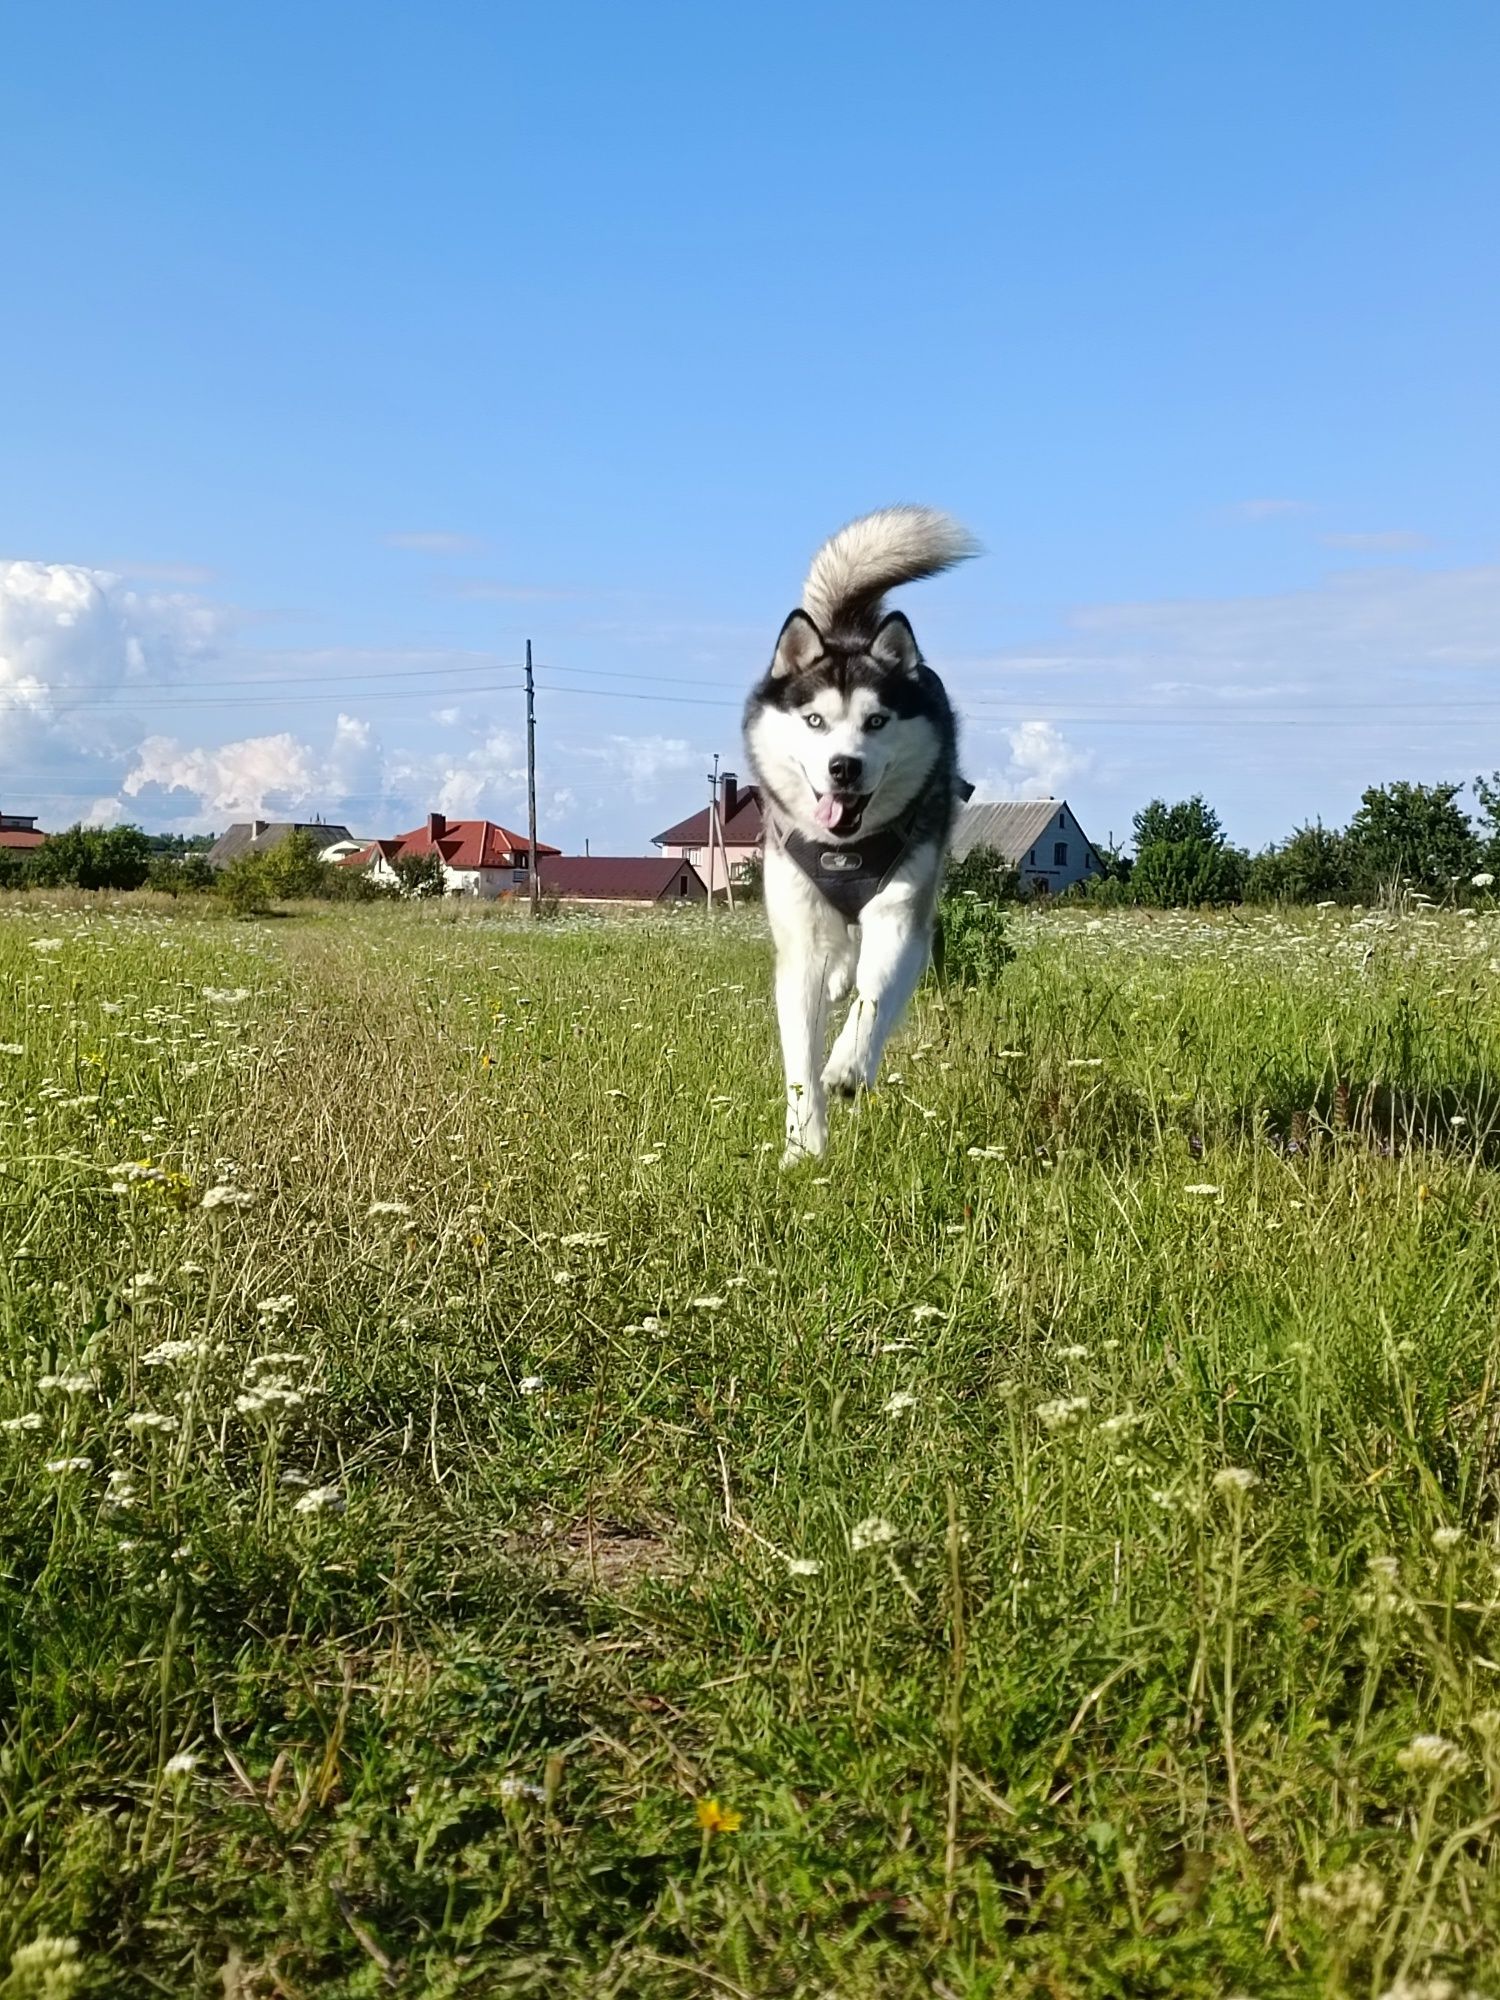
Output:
top-left (821, 1056), bottom-right (869, 1102)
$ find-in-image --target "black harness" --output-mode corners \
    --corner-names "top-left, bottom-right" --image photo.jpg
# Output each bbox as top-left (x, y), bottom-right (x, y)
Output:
top-left (774, 780), bottom-right (974, 924)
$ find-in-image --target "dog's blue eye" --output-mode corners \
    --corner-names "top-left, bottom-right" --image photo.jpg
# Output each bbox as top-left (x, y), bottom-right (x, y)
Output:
top-left (803, 713), bottom-right (826, 731)
top-left (865, 714), bottom-right (889, 732)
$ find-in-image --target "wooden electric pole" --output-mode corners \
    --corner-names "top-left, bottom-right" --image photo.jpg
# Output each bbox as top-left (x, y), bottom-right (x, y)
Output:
top-left (526, 640), bottom-right (540, 918)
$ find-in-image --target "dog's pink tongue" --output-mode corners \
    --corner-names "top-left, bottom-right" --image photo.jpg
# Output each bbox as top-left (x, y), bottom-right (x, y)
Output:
top-left (814, 794), bottom-right (843, 830)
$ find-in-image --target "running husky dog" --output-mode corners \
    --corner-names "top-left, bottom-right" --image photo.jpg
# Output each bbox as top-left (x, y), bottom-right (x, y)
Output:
top-left (743, 506), bottom-right (979, 1164)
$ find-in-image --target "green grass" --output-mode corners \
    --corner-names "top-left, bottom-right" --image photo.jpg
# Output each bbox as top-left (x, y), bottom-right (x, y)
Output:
top-left (2, 894), bottom-right (1500, 1997)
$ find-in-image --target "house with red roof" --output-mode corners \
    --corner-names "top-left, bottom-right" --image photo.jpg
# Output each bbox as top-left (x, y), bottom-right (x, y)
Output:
top-left (539, 855), bottom-right (706, 907)
top-left (653, 772), bottom-right (763, 894)
top-left (0, 808), bottom-right (47, 853)
top-left (344, 812), bottom-right (560, 898)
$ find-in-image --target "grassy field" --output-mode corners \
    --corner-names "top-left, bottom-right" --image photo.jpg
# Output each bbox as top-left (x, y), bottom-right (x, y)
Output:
top-left (2, 894), bottom-right (1500, 1998)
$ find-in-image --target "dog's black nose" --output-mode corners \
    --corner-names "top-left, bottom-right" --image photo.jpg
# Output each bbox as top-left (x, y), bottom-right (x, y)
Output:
top-left (827, 754), bottom-right (863, 788)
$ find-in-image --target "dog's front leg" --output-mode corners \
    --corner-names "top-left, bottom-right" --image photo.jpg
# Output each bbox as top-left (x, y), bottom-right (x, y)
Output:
top-left (775, 946), bottom-right (830, 1164)
top-left (823, 898), bottom-right (932, 1099)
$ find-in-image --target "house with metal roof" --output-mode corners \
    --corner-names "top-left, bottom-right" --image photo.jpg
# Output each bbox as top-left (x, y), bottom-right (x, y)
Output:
top-left (951, 799), bottom-right (1103, 895)
top-left (206, 819), bottom-right (355, 869)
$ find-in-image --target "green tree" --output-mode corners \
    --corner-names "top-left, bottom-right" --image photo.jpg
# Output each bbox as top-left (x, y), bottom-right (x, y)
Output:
top-left (1344, 781), bottom-right (1478, 896)
top-left (147, 853), bottom-right (217, 897)
top-left (1129, 796), bottom-right (1243, 907)
top-left (259, 828), bottom-right (327, 900)
top-left (1244, 821), bottom-right (1352, 904)
top-left (945, 844), bottom-right (1022, 903)
top-left (1471, 772), bottom-right (1500, 879)
top-left (1132, 796), bottom-right (1225, 850)
top-left (1131, 839), bottom-right (1246, 908)
top-left (215, 853), bottom-right (273, 916)
top-left (392, 851), bottom-right (448, 899)
top-left (28, 824), bottom-right (152, 890)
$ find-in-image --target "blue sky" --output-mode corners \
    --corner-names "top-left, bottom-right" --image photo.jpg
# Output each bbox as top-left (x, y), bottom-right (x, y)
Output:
top-left (2, 1), bottom-right (1498, 852)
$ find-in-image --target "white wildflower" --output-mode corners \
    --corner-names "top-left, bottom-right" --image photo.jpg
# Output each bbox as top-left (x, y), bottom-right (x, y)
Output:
top-left (164, 1750), bottom-right (200, 1776)
top-left (1057, 1344), bottom-right (1089, 1361)
top-left (1099, 1410), bottom-right (1147, 1437)
top-left (786, 1557), bottom-right (822, 1577)
top-left (560, 1231), bottom-right (608, 1248)
top-left (0, 1413), bottom-right (43, 1433)
top-left (292, 1485), bottom-right (345, 1515)
top-left (911, 1305), bottom-right (944, 1322)
top-left (45, 1456), bottom-right (93, 1474)
top-left (125, 1412), bottom-right (179, 1434)
top-left (142, 1339), bottom-right (205, 1366)
top-left (499, 1775), bottom-right (545, 1800)
top-left (0, 1043), bottom-right (25, 1057)
top-left (4, 1937), bottom-right (82, 1987)
top-left (883, 1390), bottom-right (918, 1416)
top-left (1036, 1395), bottom-right (1090, 1431)
top-left (367, 1200), bottom-right (412, 1218)
top-left (850, 1515), bottom-right (898, 1552)
top-left (201, 986), bottom-right (251, 1004)
top-left (1432, 1526), bottom-right (1464, 1553)
top-left (256, 1295), bottom-right (298, 1318)
top-left (1396, 1733), bottom-right (1467, 1777)
top-left (1067, 1057), bottom-right (1103, 1068)
top-left (1184, 1183), bottom-right (1222, 1198)
top-left (201, 1184), bottom-right (254, 1210)
top-left (1472, 871), bottom-right (1494, 889)
top-left (235, 1386), bottom-right (305, 1416)
top-left (37, 1373), bottom-right (95, 1396)
top-left (120, 1271), bottom-right (160, 1299)
top-left (636, 1152), bottom-right (661, 1165)
top-left (689, 1295), bottom-right (725, 1310)
top-left (518, 1376), bottom-right (545, 1395)
top-left (30, 937), bottom-right (64, 953)
top-left (1213, 1467), bottom-right (1259, 1496)
top-left (1298, 1864), bottom-right (1384, 1928)
top-left (966, 1145), bottom-right (1006, 1159)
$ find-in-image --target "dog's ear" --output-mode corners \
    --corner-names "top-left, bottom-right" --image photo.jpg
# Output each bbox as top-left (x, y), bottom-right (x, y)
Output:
top-left (769, 609), bottom-right (824, 680)
top-left (870, 611), bottom-right (922, 677)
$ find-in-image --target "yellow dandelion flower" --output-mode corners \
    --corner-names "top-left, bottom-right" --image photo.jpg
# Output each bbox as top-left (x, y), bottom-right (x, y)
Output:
top-left (695, 1798), bottom-right (742, 1834)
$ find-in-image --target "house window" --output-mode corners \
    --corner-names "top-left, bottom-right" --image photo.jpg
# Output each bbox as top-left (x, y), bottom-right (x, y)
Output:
top-left (1054, 841), bottom-right (1068, 867)
top-left (1058, 812), bottom-right (1065, 828)
top-left (1028, 849), bottom-right (1036, 866)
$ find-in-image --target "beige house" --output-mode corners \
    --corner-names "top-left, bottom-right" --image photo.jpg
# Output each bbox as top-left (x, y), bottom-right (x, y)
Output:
top-left (653, 773), bottom-right (763, 893)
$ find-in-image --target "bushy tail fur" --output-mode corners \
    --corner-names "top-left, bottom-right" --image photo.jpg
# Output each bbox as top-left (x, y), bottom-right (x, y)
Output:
top-left (801, 505), bottom-right (979, 641)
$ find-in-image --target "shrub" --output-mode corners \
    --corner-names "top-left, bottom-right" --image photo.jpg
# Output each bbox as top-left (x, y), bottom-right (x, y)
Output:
top-left (936, 892), bottom-right (1016, 987)
top-left (147, 854), bottom-right (217, 897)
top-left (1132, 838), bottom-right (1246, 908)
top-left (26, 824), bottom-right (152, 891)
top-left (945, 844), bottom-right (1022, 904)
top-left (215, 854), bottom-right (273, 917)
top-left (392, 851), bottom-right (448, 900)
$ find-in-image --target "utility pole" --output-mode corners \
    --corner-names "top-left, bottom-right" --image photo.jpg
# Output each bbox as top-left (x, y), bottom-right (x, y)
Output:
top-left (706, 755), bottom-right (720, 911)
top-left (705, 753), bottom-right (735, 911)
top-left (525, 639), bottom-right (539, 918)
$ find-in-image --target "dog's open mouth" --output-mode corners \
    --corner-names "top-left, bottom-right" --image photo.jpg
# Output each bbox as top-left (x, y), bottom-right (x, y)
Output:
top-left (813, 790), bottom-right (870, 836)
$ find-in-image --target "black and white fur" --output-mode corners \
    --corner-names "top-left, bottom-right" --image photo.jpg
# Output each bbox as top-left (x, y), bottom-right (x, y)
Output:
top-left (743, 506), bottom-right (978, 1164)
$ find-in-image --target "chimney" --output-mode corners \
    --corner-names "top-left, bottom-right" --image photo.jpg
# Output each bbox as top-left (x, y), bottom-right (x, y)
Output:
top-left (427, 811), bottom-right (446, 842)
top-left (251, 819), bottom-right (267, 838)
top-left (721, 772), bottom-right (738, 821)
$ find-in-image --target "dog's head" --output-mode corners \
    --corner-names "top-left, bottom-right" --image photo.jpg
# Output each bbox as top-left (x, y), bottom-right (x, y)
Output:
top-left (745, 609), bottom-right (948, 840)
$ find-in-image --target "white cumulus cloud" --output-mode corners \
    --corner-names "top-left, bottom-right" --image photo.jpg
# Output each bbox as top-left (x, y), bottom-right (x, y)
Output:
top-left (977, 720), bottom-right (1090, 799)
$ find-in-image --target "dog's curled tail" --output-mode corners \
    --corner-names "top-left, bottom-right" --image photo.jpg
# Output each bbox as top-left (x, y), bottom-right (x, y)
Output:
top-left (801, 505), bottom-right (979, 640)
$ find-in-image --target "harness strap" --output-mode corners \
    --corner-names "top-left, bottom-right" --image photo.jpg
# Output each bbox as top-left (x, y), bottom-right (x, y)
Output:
top-left (771, 779), bottom-right (975, 924)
